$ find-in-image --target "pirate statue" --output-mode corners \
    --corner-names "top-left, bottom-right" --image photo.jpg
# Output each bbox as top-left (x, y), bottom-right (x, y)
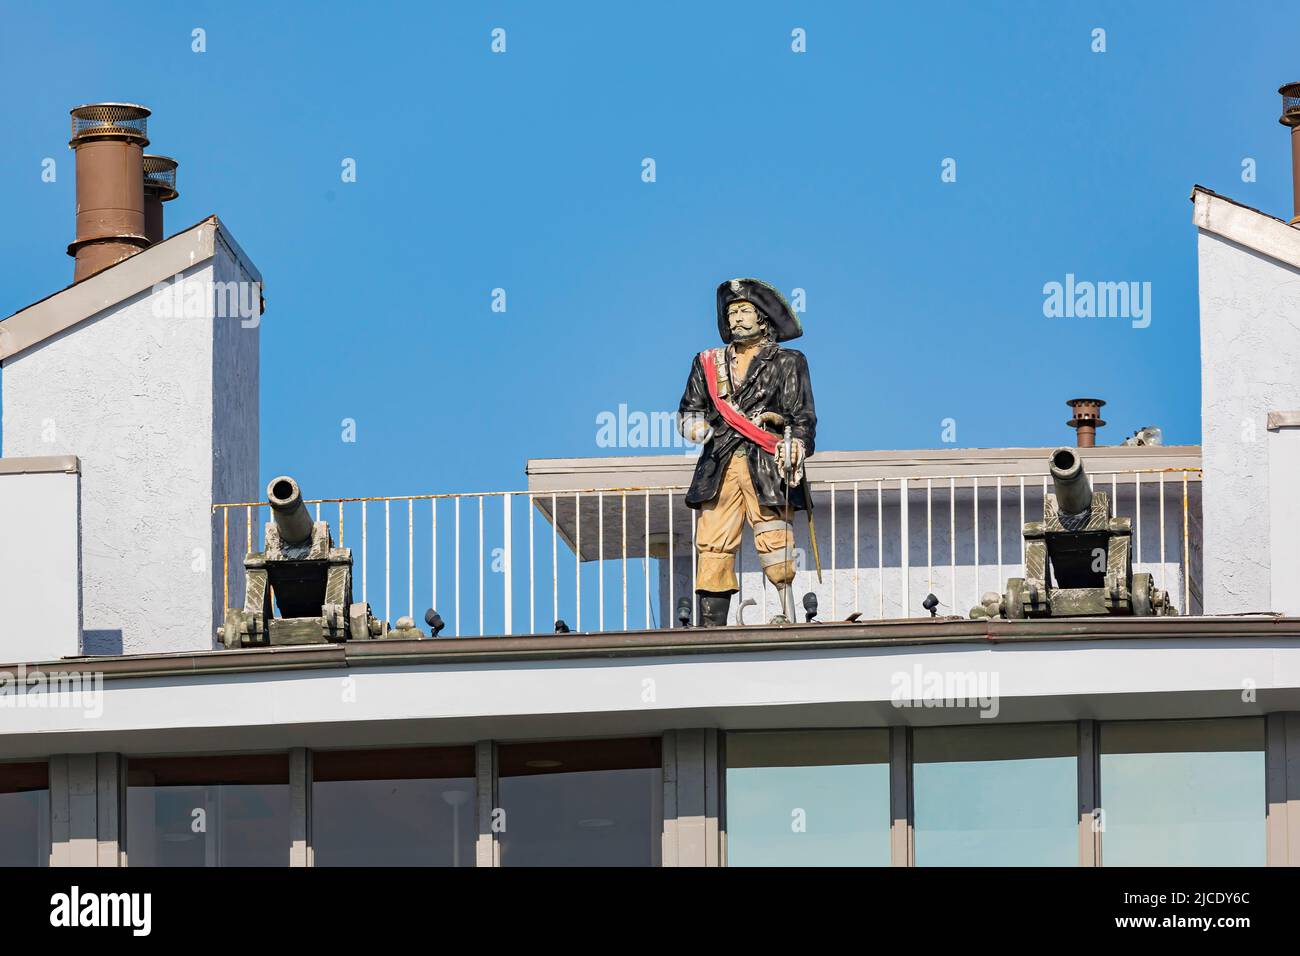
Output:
top-left (677, 278), bottom-right (818, 626)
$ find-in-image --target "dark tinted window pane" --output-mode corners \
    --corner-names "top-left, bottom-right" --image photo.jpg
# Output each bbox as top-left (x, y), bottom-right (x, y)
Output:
top-left (914, 723), bottom-right (1077, 866)
top-left (498, 738), bottom-right (661, 867)
top-left (1100, 718), bottom-right (1265, 866)
top-left (0, 763), bottom-right (49, 867)
top-left (312, 748), bottom-right (476, 867)
top-left (127, 754), bottom-right (289, 867)
top-left (726, 730), bottom-right (890, 866)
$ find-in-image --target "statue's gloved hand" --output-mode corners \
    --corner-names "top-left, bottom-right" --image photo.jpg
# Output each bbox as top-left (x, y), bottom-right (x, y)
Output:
top-left (775, 438), bottom-right (806, 486)
top-left (680, 414), bottom-right (712, 445)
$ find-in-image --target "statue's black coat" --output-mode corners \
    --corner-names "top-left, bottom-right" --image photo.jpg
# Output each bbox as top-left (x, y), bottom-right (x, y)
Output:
top-left (677, 343), bottom-right (817, 511)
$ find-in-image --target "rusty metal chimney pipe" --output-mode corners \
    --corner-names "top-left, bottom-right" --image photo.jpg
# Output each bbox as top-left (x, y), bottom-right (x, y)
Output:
top-left (142, 155), bottom-right (179, 244)
top-left (1280, 84), bottom-right (1300, 226)
top-left (1066, 398), bottom-right (1106, 448)
top-left (67, 103), bottom-right (151, 282)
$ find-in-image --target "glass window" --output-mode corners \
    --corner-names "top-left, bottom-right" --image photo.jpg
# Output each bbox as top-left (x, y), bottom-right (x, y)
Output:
top-left (1100, 718), bottom-right (1265, 866)
top-left (914, 723), bottom-right (1078, 866)
top-left (312, 747), bottom-right (476, 866)
top-left (498, 738), bottom-right (661, 866)
top-left (0, 762), bottom-right (49, 867)
top-left (127, 754), bottom-right (289, 866)
top-left (725, 730), bottom-right (890, 866)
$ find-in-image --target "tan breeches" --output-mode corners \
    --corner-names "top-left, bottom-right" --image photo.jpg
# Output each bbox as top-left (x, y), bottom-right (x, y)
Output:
top-left (695, 454), bottom-right (795, 593)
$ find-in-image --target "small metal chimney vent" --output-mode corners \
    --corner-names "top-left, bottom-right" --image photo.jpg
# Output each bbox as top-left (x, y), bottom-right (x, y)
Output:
top-left (1066, 398), bottom-right (1106, 448)
top-left (142, 154), bottom-right (179, 244)
top-left (1280, 83), bottom-right (1300, 226)
top-left (69, 103), bottom-right (149, 145)
top-left (142, 154), bottom-right (178, 197)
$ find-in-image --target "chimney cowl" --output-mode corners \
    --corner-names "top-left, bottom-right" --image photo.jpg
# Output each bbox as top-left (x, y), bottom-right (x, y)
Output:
top-left (68, 102), bottom-right (150, 147)
top-left (1280, 83), bottom-right (1300, 127)
top-left (142, 154), bottom-right (179, 200)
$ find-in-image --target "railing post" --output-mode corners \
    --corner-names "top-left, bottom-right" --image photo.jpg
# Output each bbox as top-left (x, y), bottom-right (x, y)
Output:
top-left (528, 494), bottom-right (535, 634)
top-left (502, 494), bottom-right (512, 635)
top-left (454, 497), bottom-right (461, 637)
top-left (995, 476), bottom-right (1002, 593)
top-left (575, 493), bottom-right (582, 633)
top-left (972, 476), bottom-right (979, 613)
top-left (408, 498), bottom-right (414, 620)
top-left (899, 478), bottom-right (910, 618)
top-left (853, 482), bottom-right (860, 615)
top-left (222, 508), bottom-right (229, 613)
top-left (598, 492), bottom-right (605, 632)
top-left (1135, 472), bottom-right (1142, 567)
top-left (478, 496), bottom-right (485, 636)
top-left (644, 491), bottom-right (651, 629)
top-left (1183, 472), bottom-right (1190, 613)
top-left (384, 499), bottom-right (391, 624)
top-left (830, 483), bottom-right (837, 619)
top-left (621, 493), bottom-right (628, 631)
top-left (926, 479), bottom-right (933, 597)
top-left (950, 477), bottom-right (956, 616)
top-left (668, 492), bottom-right (675, 629)
top-left (1159, 474), bottom-right (1167, 594)
top-left (432, 498), bottom-right (438, 626)
top-left (551, 493), bottom-right (558, 631)
top-left (876, 480), bottom-right (884, 620)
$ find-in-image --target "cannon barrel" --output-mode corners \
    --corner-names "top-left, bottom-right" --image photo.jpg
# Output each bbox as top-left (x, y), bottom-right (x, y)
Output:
top-left (267, 475), bottom-right (314, 546)
top-left (1049, 447), bottom-right (1093, 516)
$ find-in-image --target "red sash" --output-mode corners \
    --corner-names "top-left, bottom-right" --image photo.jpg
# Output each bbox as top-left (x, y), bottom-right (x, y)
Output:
top-left (698, 349), bottom-right (778, 455)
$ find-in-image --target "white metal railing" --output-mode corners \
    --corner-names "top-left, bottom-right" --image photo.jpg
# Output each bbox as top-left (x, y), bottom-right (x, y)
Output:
top-left (214, 467), bottom-right (1202, 636)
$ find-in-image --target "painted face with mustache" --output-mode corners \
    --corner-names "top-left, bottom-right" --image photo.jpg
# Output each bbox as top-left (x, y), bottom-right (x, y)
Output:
top-left (726, 300), bottom-right (766, 343)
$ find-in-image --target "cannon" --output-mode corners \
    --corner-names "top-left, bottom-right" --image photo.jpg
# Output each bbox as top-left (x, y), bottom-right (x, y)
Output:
top-left (219, 476), bottom-right (393, 647)
top-left (971, 448), bottom-right (1176, 619)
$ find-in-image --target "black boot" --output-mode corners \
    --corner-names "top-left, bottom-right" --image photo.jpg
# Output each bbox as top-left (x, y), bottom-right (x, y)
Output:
top-left (697, 591), bottom-right (733, 627)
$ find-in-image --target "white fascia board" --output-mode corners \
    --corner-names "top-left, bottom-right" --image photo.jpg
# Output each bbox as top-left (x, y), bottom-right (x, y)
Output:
top-left (1192, 186), bottom-right (1300, 270)
top-left (0, 217), bottom-right (261, 363)
top-left (1, 638), bottom-right (1297, 753)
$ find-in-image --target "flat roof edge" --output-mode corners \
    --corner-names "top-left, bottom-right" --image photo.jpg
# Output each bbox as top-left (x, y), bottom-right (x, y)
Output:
top-left (527, 445), bottom-right (1203, 473)
top-left (7, 616), bottom-right (1299, 681)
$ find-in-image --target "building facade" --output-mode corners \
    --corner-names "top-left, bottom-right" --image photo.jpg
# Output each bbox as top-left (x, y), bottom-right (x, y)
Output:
top-left (2, 152), bottom-right (1300, 866)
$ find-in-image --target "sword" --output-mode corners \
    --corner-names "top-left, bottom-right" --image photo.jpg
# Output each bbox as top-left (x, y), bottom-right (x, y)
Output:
top-left (783, 426), bottom-right (793, 585)
top-left (767, 415), bottom-right (822, 584)
top-left (806, 490), bottom-right (823, 584)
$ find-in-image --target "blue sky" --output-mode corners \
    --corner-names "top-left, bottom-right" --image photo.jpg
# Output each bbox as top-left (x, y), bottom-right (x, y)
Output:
top-left (1, 0), bottom-right (1295, 500)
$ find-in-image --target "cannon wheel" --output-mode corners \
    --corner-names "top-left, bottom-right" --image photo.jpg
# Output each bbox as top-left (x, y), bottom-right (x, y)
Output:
top-left (1132, 573), bottom-right (1154, 617)
top-left (1004, 579), bottom-right (1027, 619)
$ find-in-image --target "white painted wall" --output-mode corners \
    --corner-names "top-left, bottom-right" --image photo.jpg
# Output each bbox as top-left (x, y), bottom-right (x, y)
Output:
top-left (1, 240), bottom-right (259, 656)
top-left (1197, 227), bottom-right (1300, 614)
top-left (210, 235), bottom-right (260, 635)
top-left (1269, 420), bottom-right (1300, 616)
top-left (0, 464), bottom-right (80, 659)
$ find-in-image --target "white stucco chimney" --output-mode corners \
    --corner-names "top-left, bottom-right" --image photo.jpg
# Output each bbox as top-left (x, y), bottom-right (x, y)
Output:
top-left (0, 218), bottom-right (262, 657)
top-left (1193, 187), bottom-right (1300, 614)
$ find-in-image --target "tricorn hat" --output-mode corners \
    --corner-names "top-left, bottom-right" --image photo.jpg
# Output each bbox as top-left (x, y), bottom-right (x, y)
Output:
top-left (716, 277), bottom-right (802, 343)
